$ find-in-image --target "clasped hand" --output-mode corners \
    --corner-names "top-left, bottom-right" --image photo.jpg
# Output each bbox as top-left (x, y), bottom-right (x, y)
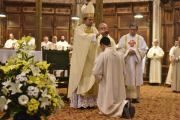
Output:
top-left (128, 49), bottom-right (135, 55)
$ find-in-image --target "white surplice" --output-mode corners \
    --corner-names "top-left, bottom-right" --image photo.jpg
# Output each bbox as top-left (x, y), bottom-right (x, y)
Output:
top-left (4, 39), bottom-right (17, 48)
top-left (171, 46), bottom-right (180, 92)
top-left (147, 46), bottom-right (164, 83)
top-left (118, 33), bottom-right (147, 99)
top-left (28, 37), bottom-right (35, 45)
top-left (165, 46), bottom-right (176, 85)
top-left (93, 47), bottom-right (127, 118)
top-left (58, 40), bottom-right (69, 50)
top-left (41, 41), bottom-right (51, 50)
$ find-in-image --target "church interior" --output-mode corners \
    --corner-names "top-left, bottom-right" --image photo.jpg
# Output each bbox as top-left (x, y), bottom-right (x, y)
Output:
top-left (0, 0), bottom-right (180, 119)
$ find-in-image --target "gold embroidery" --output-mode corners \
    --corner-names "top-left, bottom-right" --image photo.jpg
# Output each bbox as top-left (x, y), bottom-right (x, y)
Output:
top-left (137, 35), bottom-right (142, 60)
top-left (84, 30), bottom-right (93, 33)
top-left (124, 35), bottom-right (127, 54)
top-left (82, 13), bottom-right (94, 18)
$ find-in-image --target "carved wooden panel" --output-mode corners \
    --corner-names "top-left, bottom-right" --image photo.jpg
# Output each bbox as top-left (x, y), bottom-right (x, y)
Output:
top-left (117, 29), bottom-right (129, 43)
top-left (117, 7), bottom-right (132, 14)
top-left (164, 3), bottom-right (173, 11)
top-left (118, 15), bottom-right (131, 29)
top-left (133, 6), bottom-right (149, 13)
top-left (6, 6), bottom-right (21, 13)
top-left (22, 29), bottom-right (35, 38)
top-left (164, 11), bottom-right (174, 24)
top-left (55, 8), bottom-right (70, 15)
top-left (108, 28), bottom-right (116, 43)
top-left (56, 16), bottom-right (69, 29)
top-left (42, 15), bottom-right (53, 28)
top-left (56, 29), bottom-right (69, 43)
top-left (7, 14), bottom-right (21, 27)
top-left (134, 15), bottom-right (148, 27)
top-left (103, 8), bottom-right (115, 15)
top-left (23, 14), bottom-right (36, 28)
top-left (175, 10), bottom-right (180, 22)
top-left (6, 28), bottom-right (21, 40)
top-left (42, 8), bottom-right (54, 14)
top-left (42, 29), bottom-right (53, 42)
top-left (137, 29), bottom-right (149, 46)
top-left (175, 2), bottom-right (180, 9)
top-left (23, 7), bottom-right (36, 13)
top-left (103, 16), bottom-right (115, 28)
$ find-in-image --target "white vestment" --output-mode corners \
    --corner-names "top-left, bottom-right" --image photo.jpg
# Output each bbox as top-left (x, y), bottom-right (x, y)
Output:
top-left (4, 39), bottom-right (17, 48)
top-left (147, 46), bottom-right (164, 83)
top-left (41, 41), bottom-right (51, 50)
top-left (118, 33), bottom-right (147, 99)
top-left (93, 47), bottom-right (127, 118)
top-left (58, 41), bottom-right (69, 50)
top-left (68, 24), bottom-right (99, 108)
top-left (165, 46), bottom-right (176, 85)
top-left (171, 46), bottom-right (180, 92)
top-left (28, 37), bottom-right (35, 45)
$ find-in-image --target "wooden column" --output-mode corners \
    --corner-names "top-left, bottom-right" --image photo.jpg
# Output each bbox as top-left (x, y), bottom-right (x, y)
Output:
top-left (35, 0), bottom-right (42, 51)
top-left (95, 0), bottom-right (103, 29)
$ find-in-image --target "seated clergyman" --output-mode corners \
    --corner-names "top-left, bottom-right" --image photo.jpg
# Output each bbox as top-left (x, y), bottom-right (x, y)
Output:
top-left (41, 36), bottom-right (51, 50)
top-left (4, 33), bottom-right (17, 49)
top-left (93, 37), bottom-right (135, 119)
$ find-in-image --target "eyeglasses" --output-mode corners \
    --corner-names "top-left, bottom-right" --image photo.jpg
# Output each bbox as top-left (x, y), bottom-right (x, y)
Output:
top-left (130, 29), bottom-right (137, 31)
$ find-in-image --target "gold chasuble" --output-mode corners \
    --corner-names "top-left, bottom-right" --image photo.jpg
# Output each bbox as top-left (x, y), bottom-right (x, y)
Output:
top-left (68, 24), bottom-right (99, 98)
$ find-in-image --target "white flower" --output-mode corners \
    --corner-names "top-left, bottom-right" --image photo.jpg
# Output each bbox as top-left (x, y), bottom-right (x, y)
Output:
top-left (48, 74), bottom-right (56, 83)
top-left (18, 95), bottom-right (29, 105)
top-left (0, 96), bottom-right (11, 111)
top-left (2, 80), bottom-right (11, 87)
top-left (41, 89), bottom-right (51, 99)
top-left (28, 91), bottom-right (33, 96)
top-left (17, 53), bottom-right (22, 59)
top-left (20, 44), bottom-right (36, 55)
top-left (1, 86), bottom-right (9, 95)
top-left (9, 81), bottom-right (23, 95)
top-left (30, 65), bottom-right (41, 76)
top-left (39, 97), bottom-right (49, 109)
top-left (33, 92), bottom-right (38, 98)
top-left (21, 69), bottom-right (30, 76)
top-left (28, 86), bottom-right (34, 91)
top-left (34, 87), bottom-right (39, 92)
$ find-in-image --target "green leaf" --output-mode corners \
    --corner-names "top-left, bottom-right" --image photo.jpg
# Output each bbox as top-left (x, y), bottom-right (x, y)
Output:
top-left (39, 109), bottom-right (48, 120)
top-left (10, 108), bottom-right (23, 118)
top-left (1, 111), bottom-right (10, 120)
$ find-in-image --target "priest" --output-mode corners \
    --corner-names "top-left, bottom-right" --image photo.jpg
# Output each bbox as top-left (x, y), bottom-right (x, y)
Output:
top-left (171, 37), bottom-right (180, 92)
top-left (68, 2), bottom-right (108, 108)
top-left (4, 33), bottom-right (17, 49)
top-left (93, 37), bottom-right (135, 119)
top-left (96, 23), bottom-right (116, 56)
top-left (147, 39), bottom-right (164, 85)
top-left (118, 23), bottom-right (147, 103)
top-left (58, 35), bottom-right (69, 50)
top-left (165, 41), bottom-right (178, 85)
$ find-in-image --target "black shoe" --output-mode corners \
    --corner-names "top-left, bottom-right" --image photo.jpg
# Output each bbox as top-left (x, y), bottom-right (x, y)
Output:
top-left (173, 91), bottom-right (176, 93)
top-left (132, 99), bottom-right (140, 103)
top-left (123, 103), bottom-right (130, 119)
top-left (129, 103), bottom-right (135, 118)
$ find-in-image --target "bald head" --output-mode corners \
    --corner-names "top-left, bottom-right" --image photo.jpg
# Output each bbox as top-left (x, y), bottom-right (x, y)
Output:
top-left (43, 36), bottom-right (49, 43)
top-left (52, 36), bottom-right (57, 43)
top-left (153, 39), bottom-right (158, 46)
top-left (98, 23), bottom-right (108, 32)
top-left (9, 33), bottom-right (14, 40)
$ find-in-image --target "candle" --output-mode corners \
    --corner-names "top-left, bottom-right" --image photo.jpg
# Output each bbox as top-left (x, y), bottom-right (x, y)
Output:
top-left (55, 44), bottom-right (57, 50)
top-left (49, 43), bottom-right (52, 49)
top-left (62, 46), bottom-right (64, 50)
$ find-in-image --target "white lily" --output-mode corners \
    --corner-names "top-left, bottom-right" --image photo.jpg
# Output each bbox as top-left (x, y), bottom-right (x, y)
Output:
top-left (2, 80), bottom-right (11, 87)
top-left (30, 65), bottom-right (41, 76)
top-left (41, 89), bottom-right (51, 99)
top-left (39, 97), bottom-right (49, 109)
top-left (1, 86), bottom-right (9, 95)
top-left (0, 96), bottom-right (11, 111)
top-left (20, 44), bottom-right (36, 55)
top-left (9, 81), bottom-right (23, 95)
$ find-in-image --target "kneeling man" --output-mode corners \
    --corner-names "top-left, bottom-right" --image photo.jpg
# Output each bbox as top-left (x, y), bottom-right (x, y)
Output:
top-left (93, 37), bottom-right (135, 118)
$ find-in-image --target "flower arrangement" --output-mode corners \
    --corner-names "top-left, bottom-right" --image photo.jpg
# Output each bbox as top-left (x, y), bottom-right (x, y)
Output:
top-left (0, 36), bottom-right (64, 120)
